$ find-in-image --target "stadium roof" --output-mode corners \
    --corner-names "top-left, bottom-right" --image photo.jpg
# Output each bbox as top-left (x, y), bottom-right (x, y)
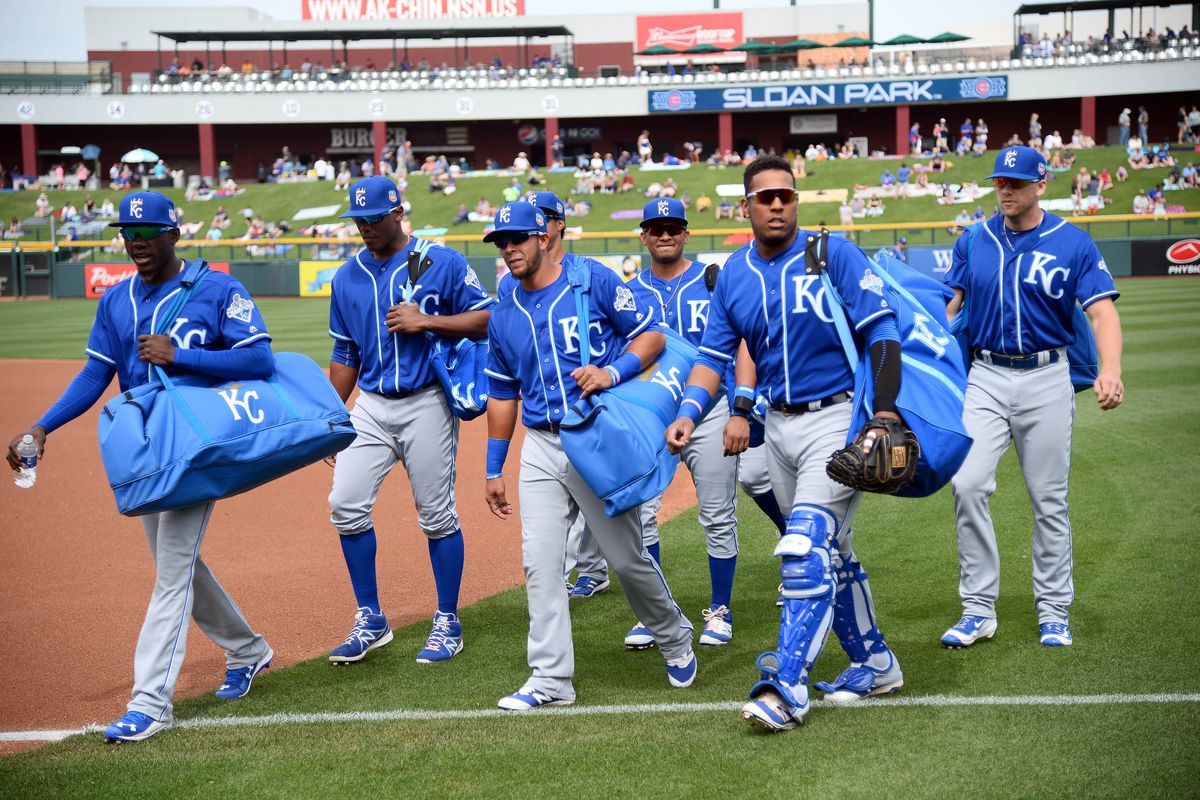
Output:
top-left (1014, 1), bottom-right (1193, 14)
top-left (151, 27), bottom-right (573, 44)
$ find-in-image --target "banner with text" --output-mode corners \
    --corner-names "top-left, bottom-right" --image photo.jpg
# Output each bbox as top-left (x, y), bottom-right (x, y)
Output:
top-left (303, 0), bottom-right (524, 22)
top-left (86, 262), bottom-right (229, 299)
top-left (299, 260), bottom-right (342, 297)
top-left (1131, 238), bottom-right (1200, 275)
top-left (649, 75), bottom-right (1007, 113)
top-left (635, 12), bottom-right (743, 53)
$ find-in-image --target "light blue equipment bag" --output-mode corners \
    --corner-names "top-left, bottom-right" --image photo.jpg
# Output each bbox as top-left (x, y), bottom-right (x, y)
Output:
top-left (558, 261), bottom-right (705, 517)
top-left (812, 232), bottom-right (973, 498)
top-left (98, 260), bottom-right (357, 515)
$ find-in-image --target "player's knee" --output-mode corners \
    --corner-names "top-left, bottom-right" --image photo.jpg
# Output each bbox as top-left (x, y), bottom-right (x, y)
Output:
top-left (703, 528), bottom-right (738, 560)
top-left (329, 492), bottom-right (373, 533)
top-left (951, 471), bottom-right (995, 500)
top-left (776, 507), bottom-right (836, 600)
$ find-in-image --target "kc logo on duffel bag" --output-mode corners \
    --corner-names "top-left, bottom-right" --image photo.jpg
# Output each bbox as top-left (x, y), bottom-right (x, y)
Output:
top-left (217, 384), bottom-right (264, 424)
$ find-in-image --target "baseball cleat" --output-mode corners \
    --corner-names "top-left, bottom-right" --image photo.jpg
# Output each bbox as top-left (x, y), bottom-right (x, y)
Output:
top-left (665, 648), bottom-right (698, 688)
top-left (1039, 621), bottom-right (1073, 646)
top-left (624, 620), bottom-right (656, 650)
top-left (741, 690), bottom-right (804, 732)
top-left (416, 611), bottom-right (463, 663)
top-left (498, 686), bottom-right (574, 711)
top-left (940, 614), bottom-right (998, 649)
top-left (214, 646), bottom-right (274, 699)
top-left (103, 711), bottom-right (170, 743)
top-left (329, 607), bottom-right (394, 664)
top-left (815, 659), bottom-right (904, 704)
top-left (569, 575), bottom-right (610, 599)
top-left (699, 605), bottom-right (733, 646)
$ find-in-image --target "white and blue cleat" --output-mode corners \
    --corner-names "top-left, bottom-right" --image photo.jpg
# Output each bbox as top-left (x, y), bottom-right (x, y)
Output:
top-left (624, 620), bottom-right (656, 650)
top-left (1039, 621), bottom-right (1073, 646)
top-left (665, 648), bottom-right (698, 688)
top-left (103, 711), bottom-right (170, 743)
top-left (940, 614), bottom-right (998, 649)
top-left (815, 660), bottom-right (904, 704)
top-left (329, 607), bottom-right (394, 664)
top-left (498, 686), bottom-right (574, 711)
top-left (569, 575), bottom-right (610, 599)
top-left (214, 647), bottom-right (274, 699)
top-left (699, 605), bottom-right (733, 647)
top-left (416, 611), bottom-right (464, 663)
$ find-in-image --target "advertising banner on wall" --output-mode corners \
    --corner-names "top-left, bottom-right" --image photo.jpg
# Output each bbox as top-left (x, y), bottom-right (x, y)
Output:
top-left (303, 0), bottom-right (524, 22)
top-left (649, 75), bottom-right (1007, 113)
top-left (1131, 238), bottom-right (1200, 275)
top-left (635, 12), bottom-right (743, 53)
top-left (299, 260), bottom-right (342, 297)
top-left (85, 262), bottom-right (229, 299)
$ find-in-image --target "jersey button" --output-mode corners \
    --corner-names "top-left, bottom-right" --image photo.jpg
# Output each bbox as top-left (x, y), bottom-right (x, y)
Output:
top-left (544, 357), bottom-right (550, 363)
top-left (549, 384), bottom-right (556, 390)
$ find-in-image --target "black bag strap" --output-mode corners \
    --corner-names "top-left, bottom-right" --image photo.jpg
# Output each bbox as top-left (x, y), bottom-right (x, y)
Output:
top-left (703, 262), bottom-right (721, 293)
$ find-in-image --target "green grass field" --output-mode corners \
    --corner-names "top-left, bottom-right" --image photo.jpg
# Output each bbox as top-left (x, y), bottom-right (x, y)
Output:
top-left (1, 279), bottom-right (1198, 798)
top-left (7, 146), bottom-right (1199, 257)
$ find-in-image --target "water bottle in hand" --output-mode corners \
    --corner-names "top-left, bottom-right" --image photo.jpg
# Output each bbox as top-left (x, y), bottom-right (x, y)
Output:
top-left (14, 434), bottom-right (37, 489)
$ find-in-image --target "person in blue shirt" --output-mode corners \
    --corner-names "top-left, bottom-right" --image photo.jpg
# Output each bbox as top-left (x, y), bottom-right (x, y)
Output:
top-left (483, 201), bottom-right (697, 710)
top-left (880, 168), bottom-right (896, 190)
top-left (940, 146), bottom-right (1123, 650)
top-left (666, 155), bottom-right (907, 731)
top-left (896, 163), bottom-right (912, 197)
top-left (7, 191), bottom-right (276, 742)
top-left (324, 176), bottom-right (496, 666)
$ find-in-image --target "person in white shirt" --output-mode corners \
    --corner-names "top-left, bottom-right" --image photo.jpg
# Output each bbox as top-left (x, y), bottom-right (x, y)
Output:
top-left (513, 152), bottom-right (531, 171)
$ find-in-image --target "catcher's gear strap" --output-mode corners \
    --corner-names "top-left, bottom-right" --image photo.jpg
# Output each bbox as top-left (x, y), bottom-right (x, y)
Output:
top-left (703, 262), bottom-right (721, 292)
top-left (829, 554), bottom-right (890, 664)
top-left (869, 340), bottom-right (901, 414)
top-left (804, 229), bottom-right (858, 371)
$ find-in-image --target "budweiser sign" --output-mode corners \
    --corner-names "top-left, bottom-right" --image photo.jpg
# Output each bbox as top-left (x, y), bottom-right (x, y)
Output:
top-left (86, 262), bottom-right (229, 299)
top-left (636, 12), bottom-right (743, 52)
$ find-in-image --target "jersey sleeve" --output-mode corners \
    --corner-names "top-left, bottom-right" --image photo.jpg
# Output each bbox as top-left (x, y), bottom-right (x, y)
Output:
top-left (328, 272), bottom-right (354, 343)
top-left (218, 278), bottom-right (271, 349)
top-left (442, 250), bottom-right (498, 314)
top-left (697, 264), bottom-right (740, 367)
top-left (827, 241), bottom-right (897, 331)
top-left (945, 231), bottom-right (971, 291)
top-left (1074, 239), bottom-right (1120, 309)
top-left (595, 267), bottom-right (655, 340)
top-left (483, 314), bottom-right (520, 400)
top-left (84, 296), bottom-right (119, 367)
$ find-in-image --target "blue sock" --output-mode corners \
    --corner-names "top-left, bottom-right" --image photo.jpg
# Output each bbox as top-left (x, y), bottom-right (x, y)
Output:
top-left (709, 554), bottom-right (737, 609)
top-left (339, 527), bottom-right (380, 615)
top-left (646, 541), bottom-right (661, 567)
top-left (428, 529), bottom-right (464, 615)
top-left (752, 491), bottom-right (788, 536)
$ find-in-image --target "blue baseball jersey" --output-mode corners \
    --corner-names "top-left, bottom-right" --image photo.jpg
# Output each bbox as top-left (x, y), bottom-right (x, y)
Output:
top-left (697, 231), bottom-right (896, 405)
top-left (946, 214), bottom-right (1118, 354)
top-left (86, 266), bottom-right (269, 392)
top-left (329, 237), bottom-right (495, 395)
top-left (486, 261), bottom-right (660, 428)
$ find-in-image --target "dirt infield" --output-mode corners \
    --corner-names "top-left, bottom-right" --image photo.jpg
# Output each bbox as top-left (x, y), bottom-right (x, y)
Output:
top-left (0, 359), bottom-right (699, 744)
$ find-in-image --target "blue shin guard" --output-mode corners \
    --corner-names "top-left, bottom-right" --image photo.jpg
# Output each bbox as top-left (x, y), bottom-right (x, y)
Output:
top-left (814, 553), bottom-right (901, 698)
top-left (748, 506), bottom-right (838, 712)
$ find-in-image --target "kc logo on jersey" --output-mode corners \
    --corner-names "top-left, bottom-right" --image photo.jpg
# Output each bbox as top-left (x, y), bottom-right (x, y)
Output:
top-left (168, 317), bottom-right (207, 350)
top-left (685, 299), bottom-right (709, 333)
top-left (559, 317), bottom-right (607, 358)
top-left (1024, 252), bottom-right (1070, 299)
top-left (790, 275), bottom-right (834, 322)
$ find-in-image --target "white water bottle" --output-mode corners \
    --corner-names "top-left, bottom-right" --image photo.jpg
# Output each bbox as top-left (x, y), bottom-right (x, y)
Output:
top-left (14, 434), bottom-right (37, 489)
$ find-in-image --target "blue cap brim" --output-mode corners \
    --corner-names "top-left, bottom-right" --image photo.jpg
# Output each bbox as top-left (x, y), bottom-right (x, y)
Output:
top-left (483, 228), bottom-right (544, 243)
top-left (986, 170), bottom-right (1044, 181)
top-left (640, 215), bottom-right (689, 228)
top-left (339, 207), bottom-right (396, 219)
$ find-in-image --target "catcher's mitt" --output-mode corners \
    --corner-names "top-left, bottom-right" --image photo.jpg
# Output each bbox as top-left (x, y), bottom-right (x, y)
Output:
top-left (826, 415), bottom-right (920, 494)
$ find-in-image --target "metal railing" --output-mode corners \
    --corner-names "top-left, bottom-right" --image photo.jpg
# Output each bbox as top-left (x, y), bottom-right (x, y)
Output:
top-left (0, 60), bottom-right (113, 94)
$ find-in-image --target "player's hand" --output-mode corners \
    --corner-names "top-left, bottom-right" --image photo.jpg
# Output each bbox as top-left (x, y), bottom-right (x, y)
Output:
top-left (137, 334), bottom-right (175, 365)
top-left (571, 365), bottom-right (614, 398)
top-left (386, 303), bottom-right (429, 334)
top-left (1094, 371), bottom-right (1124, 411)
top-left (723, 416), bottom-right (750, 457)
top-left (665, 418), bottom-right (695, 455)
top-left (323, 453), bottom-right (337, 468)
top-left (862, 410), bottom-right (902, 453)
top-left (486, 477), bottom-right (513, 520)
top-left (6, 427), bottom-right (46, 471)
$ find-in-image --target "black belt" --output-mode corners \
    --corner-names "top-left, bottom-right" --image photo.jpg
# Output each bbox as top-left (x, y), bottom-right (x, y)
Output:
top-left (378, 381), bottom-right (436, 400)
top-left (532, 422), bottom-right (562, 434)
top-left (974, 349), bottom-right (1061, 370)
top-left (771, 391), bottom-right (852, 415)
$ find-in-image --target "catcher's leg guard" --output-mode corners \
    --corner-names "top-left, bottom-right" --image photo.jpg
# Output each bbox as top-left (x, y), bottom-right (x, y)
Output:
top-left (747, 506), bottom-right (837, 718)
top-left (814, 554), bottom-right (903, 702)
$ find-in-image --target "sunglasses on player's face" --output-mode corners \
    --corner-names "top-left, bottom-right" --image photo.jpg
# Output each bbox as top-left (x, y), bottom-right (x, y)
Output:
top-left (119, 225), bottom-right (172, 242)
top-left (745, 188), bottom-right (798, 206)
top-left (354, 207), bottom-right (399, 226)
top-left (645, 221), bottom-right (686, 238)
top-left (492, 232), bottom-right (534, 250)
top-left (993, 177), bottom-right (1036, 190)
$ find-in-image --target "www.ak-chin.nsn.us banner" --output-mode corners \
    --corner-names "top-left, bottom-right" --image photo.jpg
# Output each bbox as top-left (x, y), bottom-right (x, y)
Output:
top-left (648, 75), bottom-right (1007, 113)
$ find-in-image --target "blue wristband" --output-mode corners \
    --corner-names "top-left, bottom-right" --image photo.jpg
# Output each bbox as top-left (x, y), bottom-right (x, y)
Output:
top-left (677, 385), bottom-right (713, 424)
top-left (608, 351), bottom-right (643, 386)
top-left (486, 437), bottom-right (510, 479)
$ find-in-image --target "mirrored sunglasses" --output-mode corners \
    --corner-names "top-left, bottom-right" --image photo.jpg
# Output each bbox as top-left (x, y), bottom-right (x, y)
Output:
top-left (645, 222), bottom-right (686, 238)
top-left (119, 225), bottom-right (172, 242)
top-left (745, 188), bottom-right (798, 206)
top-left (993, 177), bottom-right (1034, 189)
top-left (492, 232), bottom-right (533, 250)
top-left (354, 207), bottom-right (399, 225)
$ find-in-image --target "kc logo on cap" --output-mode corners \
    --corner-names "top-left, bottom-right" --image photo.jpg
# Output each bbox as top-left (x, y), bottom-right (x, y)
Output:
top-left (1004, 149), bottom-right (1018, 168)
top-left (658, 200), bottom-right (670, 216)
top-left (130, 198), bottom-right (144, 219)
top-left (500, 205), bottom-right (511, 223)
top-left (355, 188), bottom-right (367, 207)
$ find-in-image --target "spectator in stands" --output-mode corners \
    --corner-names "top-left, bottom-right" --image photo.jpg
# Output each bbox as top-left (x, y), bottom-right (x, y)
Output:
top-left (715, 196), bottom-right (735, 220)
top-left (5, 217), bottom-right (23, 239)
top-left (619, 172), bottom-right (636, 193)
top-left (1028, 113), bottom-right (1043, 147)
top-left (909, 122), bottom-right (922, 155)
top-left (59, 201), bottom-right (78, 222)
top-left (792, 152), bottom-right (806, 179)
top-left (838, 200), bottom-right (854, 227)
top-left (1043, 130), bottom-right (1064, 152)
top-left (1118, 108), bottom-right (1132, 146)
top-left (1182, 162), bottom-right (1198, 188)
top-left (637, 130), bottom-right (653, 163)
top-left (1137, 106), bottom-right (1150, 142)
top-left (742, 144), bottom-right (758, 163)
top-left (930, 153), bottom-right (949, 174)
top-left (933, 118), bottom-right (949, 153)
top-left (660, 178), bottom-right (678, 198)
top-left (973, 118), bottom-right (989, 154)
top-left (34, 192), bottom-right (51, 217)
top-left (695, 192), bottom-right (712, 214)
top-left (849, 196), bottom-right (865, 218)
top-left (451, 203), bottom-right (470, 226)
top-left (240, 59), bottom-right (254, 74)
top-left (880, 167), bottom-right (896, 193)
top-left (513, 151), bottom-right (531, 172)
top-left (1116, 164), bottom-right (1128, 182)
top-left (896, 162), bottom-right (912, 196)
top-left (950, 208), bottom-right (973, 235)
top-left (866, 196), bottom-right (884, 218)
top-left (1187, 106), bottom-right (1200, 143)
top-left (335, 161), bottom-right (351, 190)
top-left (98, 197), bottom-right (115, 218)
top-left (1127, 143), bottom-right (1149, 170)
top-left (501, 178), bottom-right (521, 202)
top-left (1131, 189), bottom-right (1150, 215)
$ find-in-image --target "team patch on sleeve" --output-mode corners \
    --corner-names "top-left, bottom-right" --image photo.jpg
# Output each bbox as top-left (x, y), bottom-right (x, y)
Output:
top-left (464, 267), bottom-right (482, 290)
top-left (859, 268), bottom-right (884, 296)
top-left (614, 283), bottom-right (636, 312)
top-left (226, 293), bottom-right (256, 323)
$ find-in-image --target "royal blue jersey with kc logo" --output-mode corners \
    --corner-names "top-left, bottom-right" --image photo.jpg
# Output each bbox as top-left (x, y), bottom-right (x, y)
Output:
top-left (697, 231), bottom-right (896, 405)
top-left (486, 262), bottom-right (661, 428)
top-left (329, 237), bottom-right (496, 395)
top-left (85, 267), bottom-right (269, 392)
top-left (946, 213), bottom-right (1118, 354)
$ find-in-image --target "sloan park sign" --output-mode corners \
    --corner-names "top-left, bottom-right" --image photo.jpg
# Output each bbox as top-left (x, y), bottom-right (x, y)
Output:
top-left (648, 75), bottom-right (1007, 113)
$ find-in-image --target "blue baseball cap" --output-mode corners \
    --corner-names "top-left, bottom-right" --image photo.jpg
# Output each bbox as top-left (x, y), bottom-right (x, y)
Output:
top-left (526, 191), bottom-right (566, 219)
top-left (640, 197), bottom-right (688, 228)
top-left (108, 191), bottom-right (179, 227)
top-left (898, 237), bottom-right (907, 245)
top-left (340, 176), bottom-right (402, 218)
top-left (483, 201), bottom-right (547, 243)
top-left (987, 146), bottom-right (1047, 181)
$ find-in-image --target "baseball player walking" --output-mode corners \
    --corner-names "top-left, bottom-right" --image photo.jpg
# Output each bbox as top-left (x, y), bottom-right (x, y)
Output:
top-left (325, 177), bottom-right (496, 665)
top-left (7, 191), bottom-right (275, 742)
top-left (941, 146), bottom-right (1123, 649)
top-left (482, 201), bottom-right (696, 710)
top-left (666, 156), bottom-right (905, 731)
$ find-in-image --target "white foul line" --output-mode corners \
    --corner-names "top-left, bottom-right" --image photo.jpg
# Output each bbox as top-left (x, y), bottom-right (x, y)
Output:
top-left (4, 693), bottom-right (1199, 743)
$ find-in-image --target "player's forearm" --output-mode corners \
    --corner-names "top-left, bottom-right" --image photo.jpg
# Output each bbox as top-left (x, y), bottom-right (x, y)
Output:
top-left (733, 341), bottom-right (757, 387)
top-left (625, 328), bottom-right (665, 369)
top-left (685, 363), bottom-right (724, 396)
top-left (486, 398), bottom-right (519, 442)
top-left (328, 361), bottom-right (360, 403)
top-left (424, 309), bottom-right (491, 339)
top-left (33, 357), bottom-right (116, 435)
top-left (172, 341), bottom-right (274, 380)
top-left (947, 289), bottom-right (964, 321)
top-left (1088, 300), bottom-right (1123, 376)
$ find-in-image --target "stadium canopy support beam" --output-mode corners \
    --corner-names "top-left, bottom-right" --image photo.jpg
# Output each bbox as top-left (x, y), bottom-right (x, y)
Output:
top-left (157, 35), bottom-right (163, 73)
top-left (373, 119), bottom-right (386, 174)
top-left (198, 123), bottom-right (216, 179)
top-left (718, 112), bottom-right (733, 157)
top-left (544, 116), bottom-right (559, 167)
top-left (1080, 96), bottom-right (1096, 140)
top-left (21, 124), bottom-right (37, 177)
top-left (895, 104), bottom-right (910, 157)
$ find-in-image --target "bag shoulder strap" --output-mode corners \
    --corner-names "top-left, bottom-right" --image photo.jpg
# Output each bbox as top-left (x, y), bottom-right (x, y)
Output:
top-left (153, 259), bottom-right (210, 336)
top-left (703, 262), bottom-right (721, 293)
top-left (805, 229), bottom-right (858, 372)
top-left (566, 258), bottom-right (592, 366)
